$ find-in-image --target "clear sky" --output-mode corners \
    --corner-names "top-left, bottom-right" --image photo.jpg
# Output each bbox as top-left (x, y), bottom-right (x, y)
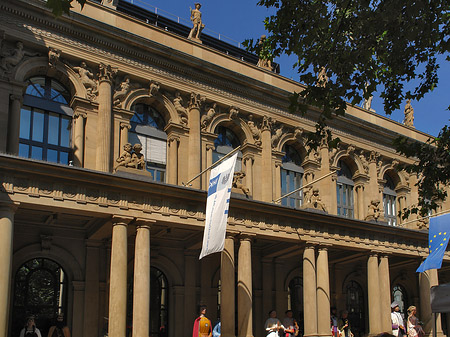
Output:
top-left (129, 0), bottom-right (450, 137)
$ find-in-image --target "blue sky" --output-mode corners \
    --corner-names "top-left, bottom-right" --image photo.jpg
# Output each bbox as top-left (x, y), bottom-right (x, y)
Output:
top-left (130, 0), bottom-right (450, 137)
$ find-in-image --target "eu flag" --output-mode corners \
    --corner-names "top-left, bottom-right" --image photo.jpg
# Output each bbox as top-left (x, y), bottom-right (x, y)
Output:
top-left (416, 213), bottom-right (450, 273)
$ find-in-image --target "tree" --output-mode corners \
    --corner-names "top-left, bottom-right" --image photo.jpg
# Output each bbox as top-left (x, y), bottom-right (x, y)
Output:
top-left (244, 0), bottom-right (450, 217)
top-left (45, 0), bottom-right (85, 16)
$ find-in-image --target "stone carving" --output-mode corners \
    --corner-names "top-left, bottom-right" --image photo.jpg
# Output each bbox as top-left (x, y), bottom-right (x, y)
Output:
top-left (73, 61), bottom-right (98, 98)
top-left (189, 92), bottom-right (205, 109)
top-left (271, 125), bottom-right (283, 148)
top-left (173, 91), bottom-right (188, 126)
top-left (256, 35), bottom-right (273, 71)
top-left (228, 106), bottom-right (239, 119)
top-left (247, 114), bottom-right (261, 146)
top-left (0, 41), bottom-right (38, 73)
top-left (262, 115), bottom-right (273, 131)
top-left (149, 81), bottom-right (160, 97)
top-left (403, 99), bottom-right (414, 128)
top-left (113, 76), bottom-right (131, 106)
top-left (362, 82), bottom-right (374, 111)
top-left (187, 3), bottom-right (204, 42)
top-left (48, 47), bottom-right (61, 68)
top-left (302, 188), bottom-right (327, 212)
top-left (358, 150), bottom-right (369, 174)
top-left (369, 151), bottom-right (379, 164)
top-left (365, 200), bottom-right (380, 221)
top-left (201, 102), bottom-right (217, 130)
top-left (316, 67), bottom-right (328, 87)
top-left (294, 127), bottom-right (303, 140)
top-left (98, 62), bottom-right (117, 82)
top-left (417, 217), bottom-right (429, 230)
top-left (232, 171), bottom-right (250, 196)
top-left (114, 143), bottom-right (147, 173)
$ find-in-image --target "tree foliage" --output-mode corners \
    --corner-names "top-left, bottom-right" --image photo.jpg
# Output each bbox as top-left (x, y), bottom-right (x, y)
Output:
top-left (245, 0), bottom-right (450, 216)
top-left (45, 0), bottom-right (85, 16)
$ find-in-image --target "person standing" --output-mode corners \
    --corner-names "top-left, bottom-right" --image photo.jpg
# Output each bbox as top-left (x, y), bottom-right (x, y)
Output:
top-left (338, 311), bottom-right (353, 337)
top-left (391, 302), bottom-right (405, 337)
top-left (407, 306), bottom-right (424, 337)
top-left (192, 305), bottom-right (212, 337)
top-left (19, 315), bottom-right (42, 337)
top-left (283, 310), bottom-right (299, 337)
top-left (265, 310), bottom-right (284, 337)
top-left (330, 307), bottom-right (339, 337)
top-left (48, 313), bottom-right (71, 337)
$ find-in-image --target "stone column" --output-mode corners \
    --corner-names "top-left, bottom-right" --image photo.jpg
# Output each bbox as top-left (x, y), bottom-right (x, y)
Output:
top-left (243, 156), bottom-right (254, 196)
top-left (96, 63), bottom-right (116, 172)
top-left (0, 202), bottom-right (18, 337)
top-left (187, 93), bottom-right (204, 189)
top-left (317, 246), bottom-right (331, 336)
top-left (133, 218), bottom-right (154, 337)
top-left (303, 243), bottom-right (317, 337)
top-left (379, 255), bottom-right (392, 333)
top-left (274, 161), bottom-right (282, 203)
top-left (367, 252), bottom-right (382, 335)
top-left (73, 111), bottom-right (87, 167)
top-left (83, 240), bottom-right (101, 337)
top-left (275, 259), bottom-right (285, 315)
top-left (419, 269), bottom-right (443, 337)
top-left (72, 281), bottom-right (86, 337)
top-left (119, 122), bottom-right (131, 152)
top-left (238, 235), bottom-right (254, 337)
top-left (355, 184), bottom-right (365, 220)
top-left (221, 235), bottom-right (235, 337)
top-left (261, 116), bottom-right (273, 202)
top-left (7, 94), bottom-right (22, 155)
top-left (167, 136), bottom-right (180, 185)
top-left (108, 215), bottom-right (132, 337)
top-left (184, 252), bottom-right (197, 334)
top-left (205, 143), bottom-right (215, 187)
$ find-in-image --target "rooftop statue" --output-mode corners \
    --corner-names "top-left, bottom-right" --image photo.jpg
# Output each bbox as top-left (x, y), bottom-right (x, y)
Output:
top-left (187, 3), bottom-right (205, 43)
top-left (256, 35), bottom-right (273, 71)
top-left (403, 99), bottom-right (415, 128)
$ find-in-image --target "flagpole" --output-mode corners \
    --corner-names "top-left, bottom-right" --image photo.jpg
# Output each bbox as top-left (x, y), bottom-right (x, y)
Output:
top-left (400, 208), bottom-right (450, 227)
top-left (273, 170), bottom-right (338, 203)
top-left (182, 145), bottom-right (242, 186)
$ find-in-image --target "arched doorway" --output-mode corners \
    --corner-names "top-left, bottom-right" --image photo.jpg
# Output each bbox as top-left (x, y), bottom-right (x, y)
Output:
top-left (345, 281), bottom-right (365, 337)
top-left (12, 258), bottom-right (68, 337)
top-left (288, 277), bottom-right (304, 336)
top-left (392, 285), bottom-right (408, 319)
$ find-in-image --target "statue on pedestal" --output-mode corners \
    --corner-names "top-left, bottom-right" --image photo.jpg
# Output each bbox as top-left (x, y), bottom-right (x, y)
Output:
top-left (187, 3), bottom-right (204, 42)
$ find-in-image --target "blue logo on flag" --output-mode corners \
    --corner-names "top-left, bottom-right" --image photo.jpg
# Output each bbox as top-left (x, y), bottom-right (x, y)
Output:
top-left (208, 174), bottom-right (220, 196)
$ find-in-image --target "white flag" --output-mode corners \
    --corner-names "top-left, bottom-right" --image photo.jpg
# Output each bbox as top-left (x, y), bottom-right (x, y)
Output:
top-left (199, 153), bottom-right (237, 259)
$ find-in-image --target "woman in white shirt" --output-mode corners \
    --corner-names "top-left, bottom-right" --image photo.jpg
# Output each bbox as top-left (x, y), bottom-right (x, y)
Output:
top-left (265, 310), bottom-right (284, 337)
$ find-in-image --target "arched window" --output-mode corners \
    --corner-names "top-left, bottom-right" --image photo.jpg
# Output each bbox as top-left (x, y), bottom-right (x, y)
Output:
top-left (281, 144), bottom-right (303, 208)
top-left (129, 103), bottom-right (167, 182)
top-left (127, 267), bottom-right (169, 337)
top-left (392, 285), bottom-right (408, 319)
top-left (213, 125), bottom-right (242, 171)
top-left (384, 174), bottom-right (397, 226)
top-left (337, 160), bottom-right (354, 218)
top-left (345, 281), bottom-right (365, 337)
top-left (12, 258), bottom-right (68, 337)
top-left (19, 76), bottom-right (72, 164)
top-left (288, 277), bottom-right (303, 335)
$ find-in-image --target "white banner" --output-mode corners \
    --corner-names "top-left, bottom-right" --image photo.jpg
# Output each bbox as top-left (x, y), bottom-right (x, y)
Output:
top-left (199, 153), bottom-right (237, 259)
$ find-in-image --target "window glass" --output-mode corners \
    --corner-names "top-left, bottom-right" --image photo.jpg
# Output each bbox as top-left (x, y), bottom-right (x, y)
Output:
top-left (47, 149), bottom-right (58, 163)
top-left (19, 143), bottom-right (29, 158)
top-left (31, 146), bottom-right (43, 160)
top-left (60, 116), bottom-right (71, 147)
top-left (32, 110), bottom-right (44, 142)
top-left (280, 144), bottom-right (303, 208)
top-left (19, 108), bottom-right (31, 139)
top-left (60, 151), bottom-right (69, 164)
top-left (337, 160), bottom-right (354, 218)
top-left (48, 112), bottom-right (59, 145)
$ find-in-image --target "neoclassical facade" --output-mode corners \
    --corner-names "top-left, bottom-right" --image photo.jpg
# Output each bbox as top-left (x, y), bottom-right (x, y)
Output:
top-left (0, 1), bottom-right (449, 337)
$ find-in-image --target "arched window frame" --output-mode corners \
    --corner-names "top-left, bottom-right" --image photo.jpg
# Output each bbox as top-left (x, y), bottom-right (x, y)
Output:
top-left (337, 160), bottom-right (355, 218)
top-left (281, 144), bottom-right (304, 208)
top-left (19, 76), bottom-right (73, 164)
top-left (128, 103), bottom-right (167, 182)
top-left (383, 173), bottom-right (397, 226)
top-left (213, 125), bottom-right (242, 171)
top-left (345, 280), bottom-right (365, 337)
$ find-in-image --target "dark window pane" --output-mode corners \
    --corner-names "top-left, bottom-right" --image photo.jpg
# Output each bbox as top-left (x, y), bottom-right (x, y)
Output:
top-left (31, 146), bottom-right (43, 160)
top-left (19, 143), bottom-right (29, 158)
top-left (60, 117), bottom-right (71, 147)
top-left (59, 151), bottom-right (69, 164)
top-left (32, 110), bottom-right (44, 142)
top-left (48, 113), bottom-right (59, 145)
top-left (47, 149), bottom-right (58, 163)
top-left (19, 108), bottom-right (31, 139)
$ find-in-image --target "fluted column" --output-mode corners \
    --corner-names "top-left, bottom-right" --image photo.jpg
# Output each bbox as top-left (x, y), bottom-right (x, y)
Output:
top-left (7, 94), bottom-right (22, 155)
top-left (73, 111), bottom-right (87, 167)
top-left (0, 202), bottom-right (18, 337)
top-left (221, 235), bottom-right (235, 337)
top-left (133, 218), bottom-right (154, 337)
top-left (238, 235), bottom-right (253, 337)
top-left (379, 255), bottom-right (392, 333)
top-left (119, 122), bottom-right (131, 153)
top-left (261, 116), bottom-right (273, 202)
top-left (167, 136), bottom-right (180, 184)
top-left (367, 252), bottom-right (382, 335)
top-left (317, 246), bottom-right (331, 336)
top-left (96, 63), bottom-right (116, 172)
top-left (355, 184), bottom-right (365, 220)
top-left (303, 243), bottom-right (317, 337)
top-left (108, 215), bottom-right (132, 337)
top-left (187, 92), bottom-right (204, 189)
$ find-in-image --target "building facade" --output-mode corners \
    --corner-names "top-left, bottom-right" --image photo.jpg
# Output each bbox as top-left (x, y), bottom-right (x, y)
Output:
top-left (0, 1), bottom-right (449, 337)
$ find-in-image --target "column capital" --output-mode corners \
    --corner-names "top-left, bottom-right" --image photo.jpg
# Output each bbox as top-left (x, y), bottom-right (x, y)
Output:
top-left (226, 229), bottom-right (240, 239)
top-left (239, 232), bottom-right (256, 242)
top-left (188, 92), bottom-right (205, 109)
top-left (111, 215), bottom-right (133, 226)
top-left (98, 63), bottom-right (117, 83)
top-left (168, 135), bottom-right (180, 144)
top-left (304, 241), bottom-right (318, 249)
top-left (369, 250), bottom-right (382, 258)
top-left (0, 201), bottom-right (20, 213)
top-left (317, 243), bottom-right (332, 251)
top-left (119, 121), bottom-right (131, 130)
top-left (74, 111), bottom-right (87, 119)
top-left (134, 218), bottom-right (156, 229)
top-left (10, 94), bottom-right (23, 103)
top-left (205, 143), bottom-right (215, 151)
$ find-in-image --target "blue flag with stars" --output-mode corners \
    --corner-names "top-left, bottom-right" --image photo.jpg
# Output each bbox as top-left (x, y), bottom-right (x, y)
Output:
top-left (416, 213), bottom-right (450, 273)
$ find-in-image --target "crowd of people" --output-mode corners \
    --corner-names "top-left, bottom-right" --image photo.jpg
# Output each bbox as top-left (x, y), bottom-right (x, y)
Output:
top-left (18, 313), bottom-right (70, 337)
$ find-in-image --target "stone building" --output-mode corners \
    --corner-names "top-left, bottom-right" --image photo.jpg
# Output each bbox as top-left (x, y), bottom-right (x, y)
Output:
top-left (0, 1), bottom-right (449, 337)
